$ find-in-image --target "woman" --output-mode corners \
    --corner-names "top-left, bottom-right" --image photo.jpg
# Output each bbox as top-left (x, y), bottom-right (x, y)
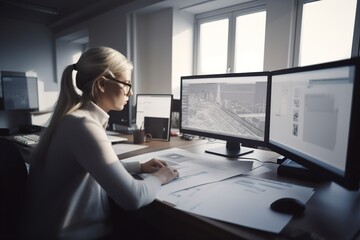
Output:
top-left (21, 47), bottom-right (179, 239)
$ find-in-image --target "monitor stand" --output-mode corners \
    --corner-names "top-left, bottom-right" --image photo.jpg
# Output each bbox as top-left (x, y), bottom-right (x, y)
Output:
top-left (205, 140), bottom-right (254, 158)
top-left (277, 158), bottom-right (328, 182)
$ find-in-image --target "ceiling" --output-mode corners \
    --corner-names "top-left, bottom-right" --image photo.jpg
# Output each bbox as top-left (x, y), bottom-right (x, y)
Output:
top-left (0, 0), bottom-right (135, 28)
top-left (0, 0), bottom-right (252, 31)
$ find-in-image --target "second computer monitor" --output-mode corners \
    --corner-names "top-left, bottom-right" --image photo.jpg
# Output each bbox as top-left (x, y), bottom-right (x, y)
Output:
top-left (135, 94), bottom-right (173, 140)
top-left (107, 96), bottom-right (134, 134)
top-left (180, 72), bottom-right (270, 158)
top-left (268, 58), bottom-right (360, 190)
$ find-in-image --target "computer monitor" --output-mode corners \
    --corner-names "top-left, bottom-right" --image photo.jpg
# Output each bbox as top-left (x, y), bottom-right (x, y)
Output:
top-left (0, 72), bottom-right (39, 111)
top-left (107, 97), bottom-right (135, 134)
top-left (268, 58), bottom-right (360, 190)
top-left (135, 94), bottom-right (173, 140)
top-left (180, 72), bottom-right (270, 158)
top-left (171, 99), bottom-right (181, 129)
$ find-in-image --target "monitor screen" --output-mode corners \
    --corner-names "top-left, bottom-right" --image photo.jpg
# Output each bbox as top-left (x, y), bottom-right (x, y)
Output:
top-left (1, 75), bottom-right (39, 111)
top-left (268, 58), bottom-right (360, 190)
top-left (180, 72), bottom-right (270, 158)
top-left (135, 94), bottom-right (173, 133)
top-left (107, 97), bottom-right (134, 133)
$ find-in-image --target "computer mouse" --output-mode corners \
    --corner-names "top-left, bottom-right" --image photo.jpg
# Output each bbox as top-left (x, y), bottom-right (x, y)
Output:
top-left (270, 197), bottom-right (305, 215)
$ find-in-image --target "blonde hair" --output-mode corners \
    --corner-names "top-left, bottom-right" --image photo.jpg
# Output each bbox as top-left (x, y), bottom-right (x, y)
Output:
top-left (31, 47), bottom-right (133, 166)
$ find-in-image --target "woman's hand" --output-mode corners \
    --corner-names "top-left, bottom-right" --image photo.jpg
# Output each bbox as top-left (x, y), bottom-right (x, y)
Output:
top-left (141, 158), bottom-right (179, 185)
top-left (153, 166), bottom-right (179, 185)
top-left (140, 158), bottom-right (167, 173)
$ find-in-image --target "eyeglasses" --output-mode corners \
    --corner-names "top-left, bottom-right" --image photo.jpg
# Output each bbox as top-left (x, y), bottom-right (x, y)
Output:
top-left (106, 76), bottom-right (132, 96)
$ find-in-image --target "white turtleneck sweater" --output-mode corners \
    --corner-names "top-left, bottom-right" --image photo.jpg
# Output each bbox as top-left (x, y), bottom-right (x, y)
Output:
top-left (23, 102), bottom-right (161, 240)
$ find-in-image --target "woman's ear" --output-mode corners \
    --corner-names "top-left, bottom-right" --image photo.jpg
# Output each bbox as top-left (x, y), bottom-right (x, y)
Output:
top-left (96, 77), bottom-right (106, 93)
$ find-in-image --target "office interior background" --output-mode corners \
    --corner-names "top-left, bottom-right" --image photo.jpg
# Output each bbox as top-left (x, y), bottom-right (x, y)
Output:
top-left (0, 0), bottom-right (359, 126)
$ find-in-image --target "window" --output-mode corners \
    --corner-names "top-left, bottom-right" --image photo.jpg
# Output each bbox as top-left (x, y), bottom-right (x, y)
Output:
top-left (296, 0), bottom-right (358, 66)
top-left (195, 3), bottom-right (266, 74)
top-left (198, 18), bottom-right (229, 74)
top-left (234, 11), bottom-right (266, 72)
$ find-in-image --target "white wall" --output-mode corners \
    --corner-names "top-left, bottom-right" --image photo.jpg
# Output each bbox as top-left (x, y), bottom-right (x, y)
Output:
top-left (132, 7), bottom-right (194, 99)
top-left (263, 0), bottom-right (296, 70)
top-left (55, 40), bottom-right (84, 83)
top-left (172, 10), bottom-right (194, 99)
top-left (136, 8), bottom-right (173, 95)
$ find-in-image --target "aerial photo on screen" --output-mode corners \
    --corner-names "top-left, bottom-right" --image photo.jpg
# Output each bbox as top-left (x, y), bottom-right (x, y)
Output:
top-left (182, 80), bottom-right (267, 141)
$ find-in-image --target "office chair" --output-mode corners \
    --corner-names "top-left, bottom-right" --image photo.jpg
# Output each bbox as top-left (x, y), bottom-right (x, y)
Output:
top-left (0, 138), bottom-right (28, 240)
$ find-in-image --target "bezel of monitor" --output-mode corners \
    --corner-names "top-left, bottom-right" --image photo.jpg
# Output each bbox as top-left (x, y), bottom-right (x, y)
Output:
top-left (1, 75), bottom-right (39, 111)
top-left (180, 71), bottom-right (271, 158)
top-left (267, 58), bottom-right (360, 190)
top-left (107, 96), bottom-right (134, 133)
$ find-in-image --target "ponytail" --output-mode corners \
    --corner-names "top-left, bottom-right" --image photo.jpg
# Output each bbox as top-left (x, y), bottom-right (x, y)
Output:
top-left (30, 64), bottom-right (82, 167)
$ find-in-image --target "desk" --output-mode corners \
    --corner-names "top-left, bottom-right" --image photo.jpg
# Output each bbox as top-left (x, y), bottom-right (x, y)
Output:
top-left (11, 134), bottom-right (360, 240)
top-left (114, 135), bottom-right (360, 240)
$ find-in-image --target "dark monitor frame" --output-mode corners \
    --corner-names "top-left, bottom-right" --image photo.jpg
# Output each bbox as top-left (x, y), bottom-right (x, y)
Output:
top-left (0, 71), bottom-right (39, 111)
top-left (171, 99), bottom-right (181, 129)
top-left (107, 96), bottom-right (134, 133)
top-left (267, 58), bottom-right (360, 190)
top-left (180, 71), bottom-right (271, 158)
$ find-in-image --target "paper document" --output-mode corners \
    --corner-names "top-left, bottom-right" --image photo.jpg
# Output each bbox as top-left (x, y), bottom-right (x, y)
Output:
top-left (121, 148), bottom-right (259, 198)
top-left (121, 148), bottom-right (312, 233)
top-left (169, 176), bottom-right (314, 233)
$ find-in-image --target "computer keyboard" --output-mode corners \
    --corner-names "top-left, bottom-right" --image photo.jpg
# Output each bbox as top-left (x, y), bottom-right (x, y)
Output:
top-left (13, 134), bottom-right (40, 146)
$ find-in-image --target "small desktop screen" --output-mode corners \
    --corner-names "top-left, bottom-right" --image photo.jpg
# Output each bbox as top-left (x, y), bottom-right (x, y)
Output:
top-left (180, 72), bottom-right (269, 158)
top-left (268, 58), bottom-right (360, 190)
top-left (135, 94), bottom-right (173, 140)
top-left (107, 97), bottom-right (134, 133)
top-left (1, 75), bottom-right (39, 111)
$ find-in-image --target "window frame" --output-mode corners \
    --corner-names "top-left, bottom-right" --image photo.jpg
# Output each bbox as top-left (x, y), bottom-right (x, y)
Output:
top-left (232, 7), bottom-right (267, 73)
top-left (293, 0), bottom-right (360, 67)
top-left (195, 13), bottom-right (232, 74)
top-left (194, 0), bottom-right (266, 74)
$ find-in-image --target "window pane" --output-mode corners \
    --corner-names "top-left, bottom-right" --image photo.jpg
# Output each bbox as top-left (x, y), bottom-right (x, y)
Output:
top-left (198, 19), bottom-right (229, 74)
top-left (234, 11), bottom-right (266, 72)
top-left (299, 0), bottom-right (357, 66)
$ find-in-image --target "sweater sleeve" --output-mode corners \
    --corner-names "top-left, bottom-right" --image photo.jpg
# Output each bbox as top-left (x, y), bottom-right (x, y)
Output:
top-left (63, 116), bottom-right (161, 210)
top-left (121, 161), bottom-right (141, 174)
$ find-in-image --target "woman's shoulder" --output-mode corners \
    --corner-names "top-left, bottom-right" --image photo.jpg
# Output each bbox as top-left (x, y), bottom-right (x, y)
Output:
top-left (57, 110), bottom-right (108, 145)
top-left (66, 107), bottom-right (107, 129)
top-left (64, 107), bottom-right (96, 121)
top-left (61, 110), bottom-right (85, 124)
top-left (67, 107), bottom-right (91, 118)
top-left (60, 110), bottom-right (98, 129)
top-left (64, 103), bottom-right (107, 126)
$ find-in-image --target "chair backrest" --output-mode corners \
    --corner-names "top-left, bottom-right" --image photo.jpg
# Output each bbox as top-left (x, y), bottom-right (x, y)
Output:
top-left (0, 138), bottom-right (28, 239)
